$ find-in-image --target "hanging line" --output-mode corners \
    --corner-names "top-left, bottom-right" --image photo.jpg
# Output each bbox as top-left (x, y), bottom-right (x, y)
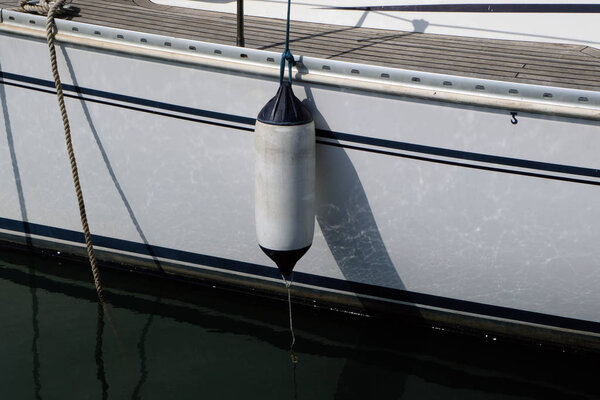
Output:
top-left (18, 0), bottom-right (106, 302)
top-left (282, 274), bottom-right (299, 364)
top-left (279, 0), bottom-right (295, 85)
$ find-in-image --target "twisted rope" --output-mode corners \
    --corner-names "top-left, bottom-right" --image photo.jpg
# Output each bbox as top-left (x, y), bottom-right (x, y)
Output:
top-left (282, 275), bottom-right (298, 364)
top-left (18, 0), bottom-right (68, 16)
top-left (279, 0), bottom-right (295, 85)
top-left (25, 0), bottom-right (105, 302)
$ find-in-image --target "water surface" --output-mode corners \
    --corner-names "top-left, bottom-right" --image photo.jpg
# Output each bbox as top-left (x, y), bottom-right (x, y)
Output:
top-left (0, 248), bottom-right (597, 399)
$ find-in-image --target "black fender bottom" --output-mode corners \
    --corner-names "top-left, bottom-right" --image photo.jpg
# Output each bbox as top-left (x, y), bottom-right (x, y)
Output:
top-left (259, 244), bottom-right (312, 280)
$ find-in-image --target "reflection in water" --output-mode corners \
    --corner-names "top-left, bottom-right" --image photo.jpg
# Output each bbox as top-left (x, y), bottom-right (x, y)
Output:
top-left (291, 360), bottom-right (298, 400)
top-left (335, 319), bottom-right (410, 400)
top-left (29, 267), bottom-right (41, 400)
top-left (131, 295), bottom-right (161, 400)
top-left (0, 250), bottom-right (598, 400)
top-left (95, 302), bottom-right (109, 399)
top-left (131, 313), bottom-right (153, 399)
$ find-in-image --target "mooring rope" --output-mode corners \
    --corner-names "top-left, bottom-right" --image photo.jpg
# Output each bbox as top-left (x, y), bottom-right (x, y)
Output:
top-left (19, 0), bottom-right (105, 302)
top-left (18, 0), bottom-right (67, 16)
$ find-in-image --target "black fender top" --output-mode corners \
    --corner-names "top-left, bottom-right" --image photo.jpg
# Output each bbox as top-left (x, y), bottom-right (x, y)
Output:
top-left (257, 81), bottom-right (313, 126)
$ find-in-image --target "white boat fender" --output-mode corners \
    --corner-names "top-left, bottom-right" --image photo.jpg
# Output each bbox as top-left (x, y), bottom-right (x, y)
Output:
top-left (254, 81), bottom-right (316, 279)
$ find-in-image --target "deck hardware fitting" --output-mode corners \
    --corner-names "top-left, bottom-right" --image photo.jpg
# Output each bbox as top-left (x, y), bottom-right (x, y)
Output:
top-left (381, 73), bottom-right (390, 78)
top-left (322, 65), bottom-right (330, 70)
top-left (164, 41), bottom-right (171, 46)
top-left (509, 89), bottom-right (519, 94)
top-left (188, 45), bottom-right (196, 50)
top-left (214, 49), bottom-right (222, 54)
top-left (476, 85), bottom-right (485, 90)
top-left (543, 93), bottom-right (553, 98)
top-left (411, 77), bottom-right (421, 82)
top-left (116, 34), bottom-right (123, 39)
top-left (267, 57), bottom-right (274, 62)
top-left (351, 69), bottom-right (360, 74)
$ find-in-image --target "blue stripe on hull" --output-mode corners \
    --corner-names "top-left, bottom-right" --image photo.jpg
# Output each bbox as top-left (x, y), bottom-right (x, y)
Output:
top-left (1, 71), bottom-right (598, 185)
top-left (1, 216), bottom-right (599, 335)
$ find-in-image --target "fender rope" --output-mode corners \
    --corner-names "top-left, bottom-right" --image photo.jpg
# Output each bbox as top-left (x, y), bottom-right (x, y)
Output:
top-left (279, 0), bottom-right (295, 85)
top-left (282, 274), bottom-right (298, 364)
top-left (20, 0), bottom-right (105, 302)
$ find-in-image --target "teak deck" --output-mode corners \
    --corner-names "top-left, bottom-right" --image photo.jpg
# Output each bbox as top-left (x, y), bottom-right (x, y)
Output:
top-left (3, 0), bottom-right (600, 91)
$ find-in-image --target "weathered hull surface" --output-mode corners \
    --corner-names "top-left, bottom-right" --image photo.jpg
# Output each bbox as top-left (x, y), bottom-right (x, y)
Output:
top-left (0, 11), bottom-right (599, 349)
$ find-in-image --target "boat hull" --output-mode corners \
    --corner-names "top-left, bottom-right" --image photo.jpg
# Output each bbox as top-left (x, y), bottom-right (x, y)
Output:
top-left (1, 17), bottom-right (599, 348)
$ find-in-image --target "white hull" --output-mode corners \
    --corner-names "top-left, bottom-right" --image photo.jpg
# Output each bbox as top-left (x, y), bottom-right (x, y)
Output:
top-left (152, 0), bottom-right (600, 47)
top-left (1, 11), bottom-right (599, 347)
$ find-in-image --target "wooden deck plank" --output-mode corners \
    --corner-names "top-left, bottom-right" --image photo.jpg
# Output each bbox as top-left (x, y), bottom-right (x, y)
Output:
top-left (75, 1), bottom-right (592, 61)
top-left (66, 0), bottom-right (600, 62)
top-left (4, 0), bottom-right (600, 91)
top-left (74, 5), bottom-right (593, 73)
top-left (74, 8), bottom-right (531, 71)
top-left (74, 1), bottom-right (600, 71)
top-left (522, 63), bottom-right (600, 79)
top-left (63, 0), bottom-right (588, 59)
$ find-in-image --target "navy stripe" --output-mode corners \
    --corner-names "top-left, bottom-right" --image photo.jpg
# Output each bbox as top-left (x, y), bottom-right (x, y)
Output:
top-left (317, 130), bottom-right (600, 180)
top-left (0, 71), bottom-right (255, 126)
top-left (317, 140), bottom-right (600, 186)
top-left (1, 216), bottom-right (600, 335)
top-left (2, 71), bottom-right (599, 184)
top-left (0, 79), bottom-right (255, 132)
top-left (333, 4), bottom-right (600, 13)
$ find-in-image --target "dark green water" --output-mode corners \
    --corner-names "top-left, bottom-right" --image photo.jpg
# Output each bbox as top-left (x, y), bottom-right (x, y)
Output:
top-left (0, 248), bottom-right (598, 400)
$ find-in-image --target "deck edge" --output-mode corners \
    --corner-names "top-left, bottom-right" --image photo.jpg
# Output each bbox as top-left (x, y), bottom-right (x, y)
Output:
top-left (2, 9), bottom-right (600, 121)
